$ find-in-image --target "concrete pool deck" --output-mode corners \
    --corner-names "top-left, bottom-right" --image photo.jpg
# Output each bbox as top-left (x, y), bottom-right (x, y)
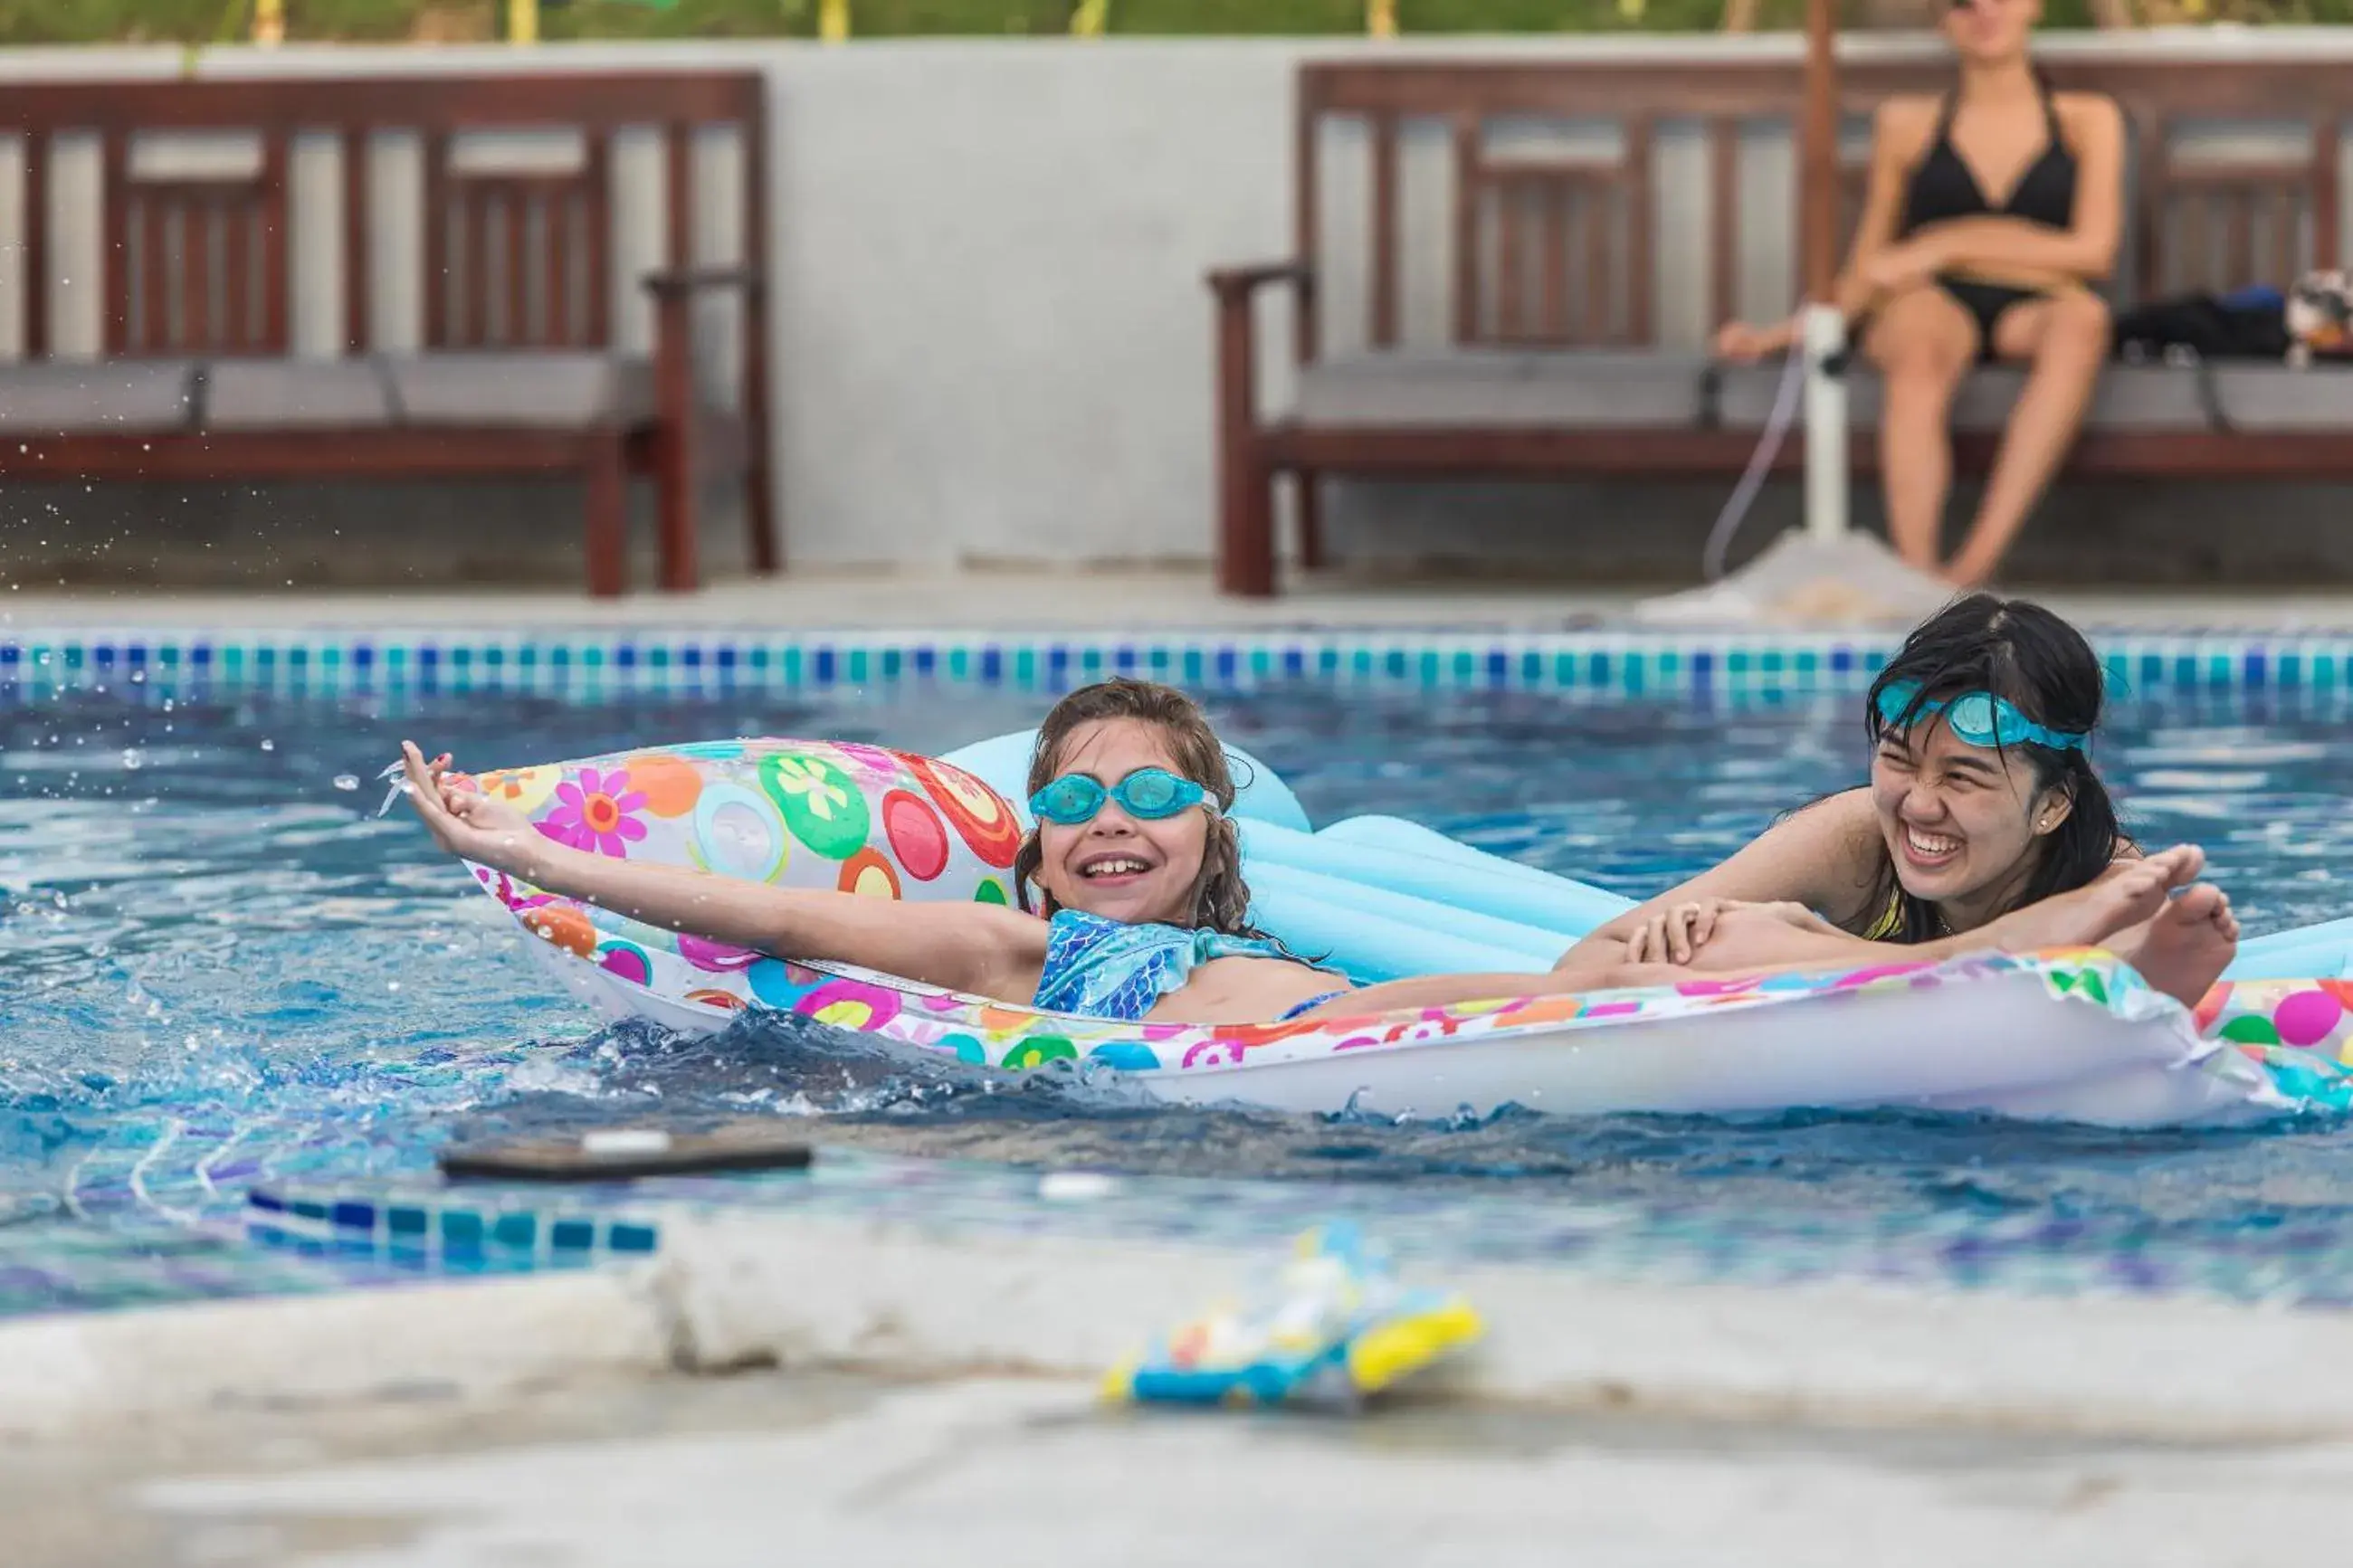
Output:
top-left (14, 565), bottom-right (2353, 635)
top-left (14, 1211), bottom-right (2353, 1442)
top-left (24, 1368), bottom-right (2353, 1568)
top-left (17, 1213), bottom-right (2353, 1565)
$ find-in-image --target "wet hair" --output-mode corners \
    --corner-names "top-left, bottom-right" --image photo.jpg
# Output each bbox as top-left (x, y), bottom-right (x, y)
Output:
top-left (1011, 677), bottom-right (1257, 935)
top-left (1853, 593), bottom-right (2128, 941)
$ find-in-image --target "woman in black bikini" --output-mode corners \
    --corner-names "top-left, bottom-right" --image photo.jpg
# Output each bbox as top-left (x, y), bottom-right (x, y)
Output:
top-left (1715, 0), bottom-right (2125, 590)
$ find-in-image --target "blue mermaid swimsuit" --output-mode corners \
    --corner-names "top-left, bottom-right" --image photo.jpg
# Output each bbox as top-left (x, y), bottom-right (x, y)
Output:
top-left (1033, 909), bottom-right (1347, 1023)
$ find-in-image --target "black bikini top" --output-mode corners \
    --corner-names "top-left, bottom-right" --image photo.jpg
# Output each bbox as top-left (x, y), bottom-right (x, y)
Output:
top-left (1898, 77), bottom-right (2078, 238)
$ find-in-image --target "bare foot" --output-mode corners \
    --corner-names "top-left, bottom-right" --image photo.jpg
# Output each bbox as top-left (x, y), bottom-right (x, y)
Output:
top-left (2115, 881), bottom-right (2241, 1008)
top-left (1986, 844), bottom-right (2205, 955)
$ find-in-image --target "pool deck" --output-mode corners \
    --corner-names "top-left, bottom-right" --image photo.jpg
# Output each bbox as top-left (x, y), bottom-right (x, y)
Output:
top-left (15, 1212), bottom-right (2353, 1565)
top-left (13, 567), bottom-right (2353, 634)
top-left (24, 1208), bottom-right (2353, 1445)
top-left (23, 1367), bottom-right (2353, 1568)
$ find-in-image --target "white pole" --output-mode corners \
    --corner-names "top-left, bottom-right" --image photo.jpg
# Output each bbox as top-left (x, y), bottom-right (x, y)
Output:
top-left (1801, 301), bottom-right (1849, 543)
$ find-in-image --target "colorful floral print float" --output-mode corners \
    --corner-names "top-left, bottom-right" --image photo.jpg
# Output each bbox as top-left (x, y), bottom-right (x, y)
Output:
top-left (435, 737), bottom-right (2353, 1130)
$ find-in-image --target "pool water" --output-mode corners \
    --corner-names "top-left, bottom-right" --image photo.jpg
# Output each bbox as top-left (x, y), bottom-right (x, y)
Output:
top-left (7, 680), bottom-right (2353, 1319)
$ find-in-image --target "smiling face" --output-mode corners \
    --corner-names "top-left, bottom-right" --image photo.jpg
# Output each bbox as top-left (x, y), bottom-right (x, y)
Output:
top-left (1870, 714), bottom-right (2072, 918)
top-left (1942, 0), bottom-right (2040, 67)
top-left (1027, 717), bottom-right (1213, 927)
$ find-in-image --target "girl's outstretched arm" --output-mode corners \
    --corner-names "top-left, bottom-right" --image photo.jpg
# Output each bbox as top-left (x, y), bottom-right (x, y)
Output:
top-left (399, 742), bottom-right (1048, 999)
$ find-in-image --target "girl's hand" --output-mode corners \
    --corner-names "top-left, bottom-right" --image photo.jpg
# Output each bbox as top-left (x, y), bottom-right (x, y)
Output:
top-left (1622, 898), bottom-right (1831, 964)
top-left (400, 740), bottom-right (542, 874)
top-left (1624, 898), bottom-right (1737, 965)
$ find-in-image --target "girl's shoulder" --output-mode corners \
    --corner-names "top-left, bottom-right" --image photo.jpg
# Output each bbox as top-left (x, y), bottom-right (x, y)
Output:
top-left (1774, 788), bottom-right (1892, 924)
top-left (1779, 785), bottom-right (1883, 844)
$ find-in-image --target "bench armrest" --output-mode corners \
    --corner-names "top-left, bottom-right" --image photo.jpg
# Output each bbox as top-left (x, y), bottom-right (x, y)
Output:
top-left (641, 265), bottom-right (765, 299)
top-left (643, 267), bottom-right (759, 410)
top-left (1206, 261), bottom-right (1312, 303)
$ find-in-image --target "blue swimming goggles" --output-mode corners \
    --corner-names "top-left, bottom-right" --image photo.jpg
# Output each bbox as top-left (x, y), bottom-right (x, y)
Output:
top-left (1028, 766), bottom-right (1212, 826)
top-left (1874, 679), bottom-right (2089, 753)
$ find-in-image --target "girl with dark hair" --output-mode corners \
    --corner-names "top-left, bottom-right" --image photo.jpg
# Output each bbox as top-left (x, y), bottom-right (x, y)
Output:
top-left (1555, 594), bottom-right (2240, 1006)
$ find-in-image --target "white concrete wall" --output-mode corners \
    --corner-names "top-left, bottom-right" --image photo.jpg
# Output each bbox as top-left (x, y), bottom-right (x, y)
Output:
top-left (4, 32), bottom-right (2353, 585)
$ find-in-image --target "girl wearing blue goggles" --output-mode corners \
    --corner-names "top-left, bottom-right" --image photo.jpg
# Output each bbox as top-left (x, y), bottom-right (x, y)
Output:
top-left (1028, 766), bottom-right (1211, 827)
top-left (1872, 679), bottom-right (2089, 754)
top-left (1542, 595), bottom-right (2236, 1008)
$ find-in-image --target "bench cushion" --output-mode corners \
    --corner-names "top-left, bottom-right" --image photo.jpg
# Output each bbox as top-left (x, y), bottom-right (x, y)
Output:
top-left (379, 353), bottom-right (655, 430)
top-left (1295, 351), bottom-right (1711, 428)
top-left (205, 360), bottom-right (397, 431)
top-left (0, 361), bottom-right (197, 436)
top-left (1714, 361), bottom-right (2211, 432)
top-left (2209, 365), bottom-right (2353, 431)
top-left (1296, 351), bottom-right (2228, 435)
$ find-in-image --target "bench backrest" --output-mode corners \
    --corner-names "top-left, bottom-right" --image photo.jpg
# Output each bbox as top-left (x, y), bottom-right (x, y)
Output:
top-left (3, 71), bottom-right (767, 360)
top-left (1293, 52), bottom-right (2348, 358)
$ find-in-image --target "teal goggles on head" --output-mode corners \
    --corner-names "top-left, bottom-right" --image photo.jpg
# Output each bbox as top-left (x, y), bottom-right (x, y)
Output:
top-left (1874, 679), bottom-right (2090, 753)
top-left (1028, 766), bottom-right (1211, 826)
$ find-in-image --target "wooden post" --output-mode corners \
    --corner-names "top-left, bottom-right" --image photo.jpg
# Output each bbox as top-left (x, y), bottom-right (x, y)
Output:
top-left (253, 0), bottom-right (284, 46)
top-left (1367, 0), bottom-right (1399, 37)
top-left (1801, 0), bottom-right (1839, 308)
top-left (510, 0), bottom-right (539, 44)
top-left (820, 0), bottom-right (851, 42)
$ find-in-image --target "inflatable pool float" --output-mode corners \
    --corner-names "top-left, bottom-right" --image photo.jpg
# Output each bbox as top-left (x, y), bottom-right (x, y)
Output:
top-left (438, 735), bottom-right (2353, 1130)
top-left (1102, 1221), bottom-right (1483, 1411)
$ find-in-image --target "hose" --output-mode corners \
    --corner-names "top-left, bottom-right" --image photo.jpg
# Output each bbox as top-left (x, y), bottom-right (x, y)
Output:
top-left (1698, 346), bottom-right (1810, 584)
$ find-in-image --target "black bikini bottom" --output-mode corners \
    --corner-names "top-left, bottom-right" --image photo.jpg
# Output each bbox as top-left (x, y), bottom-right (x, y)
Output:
top-left (1845, 278), bottom-right (2052, 368)
top-left (1936, 277), bottom-right (2047, 361)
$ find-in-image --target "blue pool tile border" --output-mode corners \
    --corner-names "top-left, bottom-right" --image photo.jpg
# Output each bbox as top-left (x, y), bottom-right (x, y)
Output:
top-left (244, 1184), bottom-right (663, 1269)
top-left (5, 627), bottom-right (2353, 701)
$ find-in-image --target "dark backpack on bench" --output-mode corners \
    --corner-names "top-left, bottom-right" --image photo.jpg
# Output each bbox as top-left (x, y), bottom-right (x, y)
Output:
top-left (2110, 287), bottom-right (2291, 363)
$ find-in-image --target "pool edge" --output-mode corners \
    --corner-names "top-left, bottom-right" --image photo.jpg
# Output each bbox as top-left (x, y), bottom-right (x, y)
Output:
top-left (0, 1269), bottom-right (673, 1441)
top-left (0, 622), bottom-right (2344, 699)
top-left (14, 1213), bottom-right (2353, 1442)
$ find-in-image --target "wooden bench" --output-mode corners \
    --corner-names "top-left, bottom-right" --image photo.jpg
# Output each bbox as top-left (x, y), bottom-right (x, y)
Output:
top-left (0, 71), bottom-right (774, 597)
top-left (1210, 52), bottom-right (2353, 596)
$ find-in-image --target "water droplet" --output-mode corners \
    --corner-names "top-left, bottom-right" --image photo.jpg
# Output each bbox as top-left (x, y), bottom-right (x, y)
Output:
top-left (259, 738), bottom-right (275, 752)
top-left (333, 774), bottom-right (359, 792)
top-left (120, 748), bottom-right (144, 771)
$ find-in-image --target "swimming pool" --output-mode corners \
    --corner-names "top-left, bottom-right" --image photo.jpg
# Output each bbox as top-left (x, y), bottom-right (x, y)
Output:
top-left (8, 630), bottom-right (2353, 1321)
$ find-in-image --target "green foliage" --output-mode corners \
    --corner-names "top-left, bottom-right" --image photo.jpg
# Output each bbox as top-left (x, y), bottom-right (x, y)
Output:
top-left (1105, 0), bottom-right (1365, 31)
top-left (1, 0), bottom-right (2347, 43)
top-left (539, 0), bottom-right (1072, 38)
top-left (1398, 0), bottom-right (1729, 30)
top-left (0, 0), bottom-right (224, 44)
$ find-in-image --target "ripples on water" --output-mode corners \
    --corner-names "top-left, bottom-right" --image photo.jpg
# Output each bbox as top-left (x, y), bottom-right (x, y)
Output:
top-left (6, 683), bottom-right (2353, 1317)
